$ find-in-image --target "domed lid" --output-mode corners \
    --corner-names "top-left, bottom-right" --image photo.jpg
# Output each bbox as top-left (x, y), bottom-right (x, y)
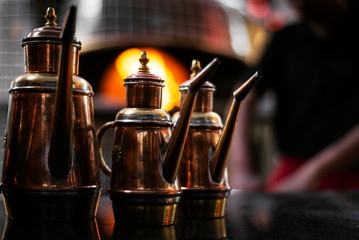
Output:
top-left (179, 59), bottom-right (215, 91)
top-left (21, 7), bottom-right (81, 48)
top-left (124, 51), bottom-right (164, 86)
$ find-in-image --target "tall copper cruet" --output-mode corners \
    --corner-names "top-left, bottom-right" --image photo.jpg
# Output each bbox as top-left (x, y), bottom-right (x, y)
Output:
top-left (175, 59), bottom-right (262, 218)
top-left (0, 7), bottom-right (101, 221)
top-left (97, 52), bottom-right (220, 226)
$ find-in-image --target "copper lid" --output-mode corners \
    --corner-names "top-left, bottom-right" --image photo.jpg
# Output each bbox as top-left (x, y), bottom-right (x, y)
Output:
top-left (179, 59), bottom-right (215, 91)
top-left (124, 51), bottom-right (164, 86)
top-left (123, 51), bottom-right (164, 108)
top-left (21, 7), bottom-right (81, 49)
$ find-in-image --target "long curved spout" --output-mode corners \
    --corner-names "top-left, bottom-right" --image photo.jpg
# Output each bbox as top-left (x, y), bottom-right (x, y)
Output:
top-left (162, 58), bottom-right (221, 183)
top-left (48, 6), bottom-right (77, 179)
top-left (210, 71), bottom-right (262, 183)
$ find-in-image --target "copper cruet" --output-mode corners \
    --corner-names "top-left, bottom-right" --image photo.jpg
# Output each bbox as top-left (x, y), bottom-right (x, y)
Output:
top-left (174, 59), bottom-right (262, 218)
top-left (97, 52), bottom-right (220, 226)
top-left (0, 6), bottom-right (101, 221)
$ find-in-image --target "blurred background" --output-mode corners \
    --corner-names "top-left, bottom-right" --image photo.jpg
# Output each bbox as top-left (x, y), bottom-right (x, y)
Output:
top-left (0, 0), bottom-right (298, 190)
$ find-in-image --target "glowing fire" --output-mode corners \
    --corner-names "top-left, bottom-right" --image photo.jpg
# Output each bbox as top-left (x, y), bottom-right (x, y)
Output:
top-left (99, 48), bottom-right (189, 111)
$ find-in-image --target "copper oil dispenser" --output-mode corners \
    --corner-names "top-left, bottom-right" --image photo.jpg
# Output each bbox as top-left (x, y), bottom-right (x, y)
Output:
top-left (175, 60), bottom-right (262, 218)
top-left (97, 52), bottom-right (220, 226)
top-left (1, 7), bottom-right (101, 221)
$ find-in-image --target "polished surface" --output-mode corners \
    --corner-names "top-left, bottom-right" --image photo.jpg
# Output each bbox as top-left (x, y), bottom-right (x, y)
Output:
top-left (210, 71), bottom-right (262, 183)
top-left (2, 7), bottom-right (100, 190)
top-left (175, 59), bottom-right (227, 196)
top-left (96, 53), bottom-right (220, 226)
top-left (1, 189), bottom-right (359, 239)
top-left (22, 7), bottom-right (81, 75)
top-left (174, 63), bottom-right (261, 219)
top-left (1, 7), bottom-right (101, 221)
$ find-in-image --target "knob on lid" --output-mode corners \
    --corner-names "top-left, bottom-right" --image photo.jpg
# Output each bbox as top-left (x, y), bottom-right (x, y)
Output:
top-left (179, 59), bottom-right (215, 91)
top-left (21, 7), bottom-right (81, 48)
top-left (124, 51), bottom-right (164, 86)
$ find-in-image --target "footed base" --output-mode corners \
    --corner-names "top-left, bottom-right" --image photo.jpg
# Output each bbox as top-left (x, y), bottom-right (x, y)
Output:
top-left (1, 187), bottom-right (101, 221)
top-left (177, 189), bottom-right (231, 218)
top-left (110, 192), bottom-right (181, 226)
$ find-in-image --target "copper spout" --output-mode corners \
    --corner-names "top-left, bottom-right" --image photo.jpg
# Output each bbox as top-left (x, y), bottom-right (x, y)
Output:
top-left (162, 58), bottom-right (221, 183)
top-left (210, 71), bottom-right (262, 183)
top-left (48, 6), bottom-right (77, 179)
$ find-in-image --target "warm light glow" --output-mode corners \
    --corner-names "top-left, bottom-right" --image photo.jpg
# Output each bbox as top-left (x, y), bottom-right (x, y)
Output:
top-left (100, 48), bottom-right (189, 111)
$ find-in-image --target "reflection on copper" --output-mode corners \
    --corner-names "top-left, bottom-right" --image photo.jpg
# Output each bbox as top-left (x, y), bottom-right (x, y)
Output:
top-left (2, 218), bottom-right (100, 239)
top-left (113, 224), bottom-right (176, 240)
top-left (175, 217), bottom-right (227, 239)
top-left (97, 52), bottom-right (219, 226)
top-left (162, 57), bottom-right (221, 183)
top-left (175, 60), bottom-right (261, 218)
top-left (1, 7), bottom-right (101, 221)
top-left (96, 196), bottom-right (115, 240)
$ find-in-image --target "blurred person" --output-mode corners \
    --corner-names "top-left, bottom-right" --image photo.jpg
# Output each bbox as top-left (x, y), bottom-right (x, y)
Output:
top-left (228, 0), bottom-right (359, 192)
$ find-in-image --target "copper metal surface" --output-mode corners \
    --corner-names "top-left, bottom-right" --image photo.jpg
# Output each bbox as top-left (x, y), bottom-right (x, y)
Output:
top-left (0, 7), bottom-right (101, 220)
top-left (175, 61), bottom-right (261, 218)
top-left (111, 192), bottom-right (180, 226)
top-left (24, 44), bottom-right (79, 74)
top-left (162, 57), bottom-right (220, 183)
top-left (174, 60), bottom-right (228, 218)
top-left (211, 71), bottom-right (262, 182)
top-left (97, 52), bottom-right (219, 225)
top-left (2, 88), bottom-right (100, 189)
top-left (124, 52), bottom-right (164, 108)
top-left (48, 6), bottom-right (76, 178)
top-left (22, 7), bottom-right (81, 74)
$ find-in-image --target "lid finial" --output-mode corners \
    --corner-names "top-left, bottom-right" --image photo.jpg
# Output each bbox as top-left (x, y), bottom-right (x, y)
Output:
top-left (139, 51), bottom-right (150, 72)
top-left (45, 7), bottom-right (57, 26)
top-left (190, 59), bottom-right (201, 79)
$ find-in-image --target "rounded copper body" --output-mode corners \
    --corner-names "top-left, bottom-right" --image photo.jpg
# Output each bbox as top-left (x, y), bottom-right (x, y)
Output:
top-left (2, 74), bottom-right (100, 190)
top-left (175, 68), bottom-right (262, 219)
top-left (97, 54), bottom-right (220, 225)
top-left (110, 107), bottom-right (180, 226)
top-left (0, 8), bottom-right (101, 221)
top-left (109, 110), bottom-right (180, 226)
top-left (98, 53), bottom-right (180, 226)
top-left (175, 80), bottom-right (231, 218)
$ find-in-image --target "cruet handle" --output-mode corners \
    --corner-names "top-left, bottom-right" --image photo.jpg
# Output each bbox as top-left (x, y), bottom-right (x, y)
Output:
top-left (96, 121), bottom-right (116, 176)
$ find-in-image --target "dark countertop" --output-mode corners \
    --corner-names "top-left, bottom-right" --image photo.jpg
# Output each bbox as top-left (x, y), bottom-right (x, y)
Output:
top-left (1, 189), bottom-right (359, 239)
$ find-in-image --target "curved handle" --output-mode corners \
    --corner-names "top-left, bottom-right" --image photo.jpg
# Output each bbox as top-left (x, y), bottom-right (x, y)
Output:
top-left (96, 121), bottom-right (116, 177)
